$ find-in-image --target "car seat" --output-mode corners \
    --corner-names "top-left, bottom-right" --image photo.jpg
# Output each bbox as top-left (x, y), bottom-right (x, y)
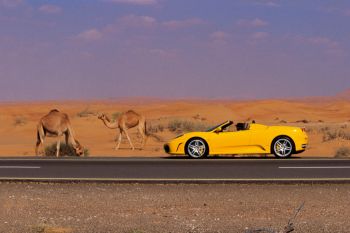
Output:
top-left (236, 123), bottom-right (250, 131)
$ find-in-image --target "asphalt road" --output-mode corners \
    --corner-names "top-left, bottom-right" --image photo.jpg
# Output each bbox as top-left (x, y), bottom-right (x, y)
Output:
top-left (0, 157), bottom-right (350, 182)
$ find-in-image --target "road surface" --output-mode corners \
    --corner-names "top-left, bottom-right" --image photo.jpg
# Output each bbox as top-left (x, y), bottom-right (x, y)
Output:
top-left (0, 157), bottom-right (350, 182)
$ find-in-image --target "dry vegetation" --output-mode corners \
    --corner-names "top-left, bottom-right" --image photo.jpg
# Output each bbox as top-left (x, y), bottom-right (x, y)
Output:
top-left (146, 118), bottom-right (210, 134)
top-left (167, 119), bottom-right (209, 133)
top-left (76, 107), bottom-right (95, 118)
top-left (146, 122), bottom-right (165, 134)
top-left (111, 112), bottom-right (122, 120)
top-left (14, 115), bottom-right (27, 126)
top-left (45, 143), bottom-right (89, 157)
top-left (334, 146), bottom-right (350, 158)
top-left (303, 123), bottom-right (350, 142)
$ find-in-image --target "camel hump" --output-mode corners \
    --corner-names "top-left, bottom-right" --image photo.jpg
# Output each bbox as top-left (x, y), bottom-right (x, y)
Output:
top-left (125, 110), bottom-right (139, 115)
top-left (49, 109), bottom-right (60, 113)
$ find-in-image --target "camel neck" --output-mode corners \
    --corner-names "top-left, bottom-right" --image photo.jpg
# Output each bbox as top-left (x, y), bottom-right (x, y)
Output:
top-left (101, 118), bottom-right (118, 129)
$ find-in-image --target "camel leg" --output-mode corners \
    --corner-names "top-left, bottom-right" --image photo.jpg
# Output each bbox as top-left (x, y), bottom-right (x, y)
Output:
top-left (35, 140), bottom-right (43, 156)
top-left (56, 139), bottom-right (61, 157)
top-left (124, 130), bottom-right (135, 150)
top-left (115, 130), bottom-right (122, 150)
top-left (65, 131), bottom-right (69, 146)
top-left (35, 131), bottom-right (42, 156)
top-left (36, 124), bottom-right (45, 156)
top-left (138, 124), bottom-right (146, 149)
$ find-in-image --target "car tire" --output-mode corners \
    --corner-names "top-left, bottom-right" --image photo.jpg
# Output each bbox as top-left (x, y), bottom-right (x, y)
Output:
top-left (185, 138), bottom-right (208, 159)
top-left (272, 136), bottom-right (294, 158)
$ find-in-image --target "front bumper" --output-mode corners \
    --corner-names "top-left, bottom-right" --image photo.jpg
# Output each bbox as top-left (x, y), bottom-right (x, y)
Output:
top-left (163, 142), bottom-right (184, 155)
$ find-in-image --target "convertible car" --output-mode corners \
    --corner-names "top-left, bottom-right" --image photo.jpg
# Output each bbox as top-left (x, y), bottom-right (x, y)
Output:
top-left (164, 121), bottom-right (308, 158)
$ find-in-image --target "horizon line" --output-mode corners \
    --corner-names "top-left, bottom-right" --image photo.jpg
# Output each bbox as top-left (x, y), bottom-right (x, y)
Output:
top-left (0, 94), bottom-right (347, 105)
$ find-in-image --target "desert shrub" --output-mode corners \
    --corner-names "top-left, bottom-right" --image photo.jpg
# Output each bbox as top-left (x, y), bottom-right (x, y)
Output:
top-left (168, 119), bottom-right (208, 133)
top-left (334, 146), bottom-right (350, 158)
top-left (339, 130), bottom-right (350, 140)
top-left (323, 128), bottom-right (350, 142)
top-left (193, 114), bottom-right (206, 121)
top-left (168, 119), bottom-right (182, 132)
top-left (14, 116), bottom-right (27, 126)
top-left (45, 143), bottom-right (89, 157)
top-left (147, 123), bottom-right (164, 133)
top-left (305, 127), bottom-right (313, 133)
top-left (322, 129), bottom-right (338, 141)
top-left (111, 112), bottom-right (121, 120)
top-left (77, 107), bottom-right (95, 117)
top-left (320, 126), bottom-right (330, 132)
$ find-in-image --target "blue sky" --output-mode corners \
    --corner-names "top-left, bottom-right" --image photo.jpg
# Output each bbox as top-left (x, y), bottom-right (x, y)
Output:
top-left (0, 0), bottom-right (349, 101)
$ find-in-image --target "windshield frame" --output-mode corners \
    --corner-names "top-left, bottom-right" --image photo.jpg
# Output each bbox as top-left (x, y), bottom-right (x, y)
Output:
top-left (206, 120), bottom-right (233, 132)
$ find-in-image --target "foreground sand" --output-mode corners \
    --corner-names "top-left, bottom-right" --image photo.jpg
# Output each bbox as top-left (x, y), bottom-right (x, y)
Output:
top-left (1, 183), bottom-right (350, 233)
top-left (0, 98), bottom-right (349, 157)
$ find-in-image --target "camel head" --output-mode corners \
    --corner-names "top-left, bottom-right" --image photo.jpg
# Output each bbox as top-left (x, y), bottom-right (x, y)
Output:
top-left (73, 140), bottom-right (84, 157)
top-left (97, 113), bottom-right (106, 120)
top-left (98, 113), bottom-right (112, 122)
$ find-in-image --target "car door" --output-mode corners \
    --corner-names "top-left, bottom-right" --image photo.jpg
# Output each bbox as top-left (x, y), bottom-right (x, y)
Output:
top-left (208, 130), bottom-right (252, 154)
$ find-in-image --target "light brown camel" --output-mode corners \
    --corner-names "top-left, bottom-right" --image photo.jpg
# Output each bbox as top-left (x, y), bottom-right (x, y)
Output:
top-left (98, 110), bottom-right (147, 150)
top-left (35, 109), bottom-right (84, 157)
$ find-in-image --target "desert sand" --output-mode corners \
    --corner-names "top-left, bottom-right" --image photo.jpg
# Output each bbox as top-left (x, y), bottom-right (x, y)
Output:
top-left (0, 95), bottom-right (349, 157)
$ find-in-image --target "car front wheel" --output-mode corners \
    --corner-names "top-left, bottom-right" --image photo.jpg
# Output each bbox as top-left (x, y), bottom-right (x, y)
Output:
top-left (272, 137), bottom-right (293, 158)
top-left (185, 138), bottom-right (208, 159)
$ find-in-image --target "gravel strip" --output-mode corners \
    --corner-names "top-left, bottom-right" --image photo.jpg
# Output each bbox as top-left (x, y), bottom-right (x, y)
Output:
top-left (0, 183), bottom-right (349, 233)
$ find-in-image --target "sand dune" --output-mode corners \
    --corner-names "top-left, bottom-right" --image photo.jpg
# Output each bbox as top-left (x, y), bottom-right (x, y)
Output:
top-left (0, 97), bottom-right (349, 157)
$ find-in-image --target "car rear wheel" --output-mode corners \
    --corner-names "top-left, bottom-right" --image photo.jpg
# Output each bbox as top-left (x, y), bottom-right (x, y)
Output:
top-left (186, 138), bottom-right (208, 159)
top-left (272, 137), bottom-right (293, 158)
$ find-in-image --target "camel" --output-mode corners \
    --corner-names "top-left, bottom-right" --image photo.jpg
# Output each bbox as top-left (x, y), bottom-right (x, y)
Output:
top-left (35, 109), bottom-right (84, 157)
top-left (98, 110), bottom-right (147, 150)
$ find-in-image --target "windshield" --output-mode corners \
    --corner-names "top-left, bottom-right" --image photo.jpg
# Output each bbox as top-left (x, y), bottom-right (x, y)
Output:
top-left (206, 121), bottom-right (233, 132)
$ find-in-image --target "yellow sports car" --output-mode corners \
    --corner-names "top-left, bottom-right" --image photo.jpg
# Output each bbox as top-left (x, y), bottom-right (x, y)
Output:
top-left (164, 121), bottom-right (308, 158)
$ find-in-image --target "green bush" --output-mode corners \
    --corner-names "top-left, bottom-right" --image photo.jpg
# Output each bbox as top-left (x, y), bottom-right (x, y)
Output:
top-left (45, 143), bottom-right (89, 157)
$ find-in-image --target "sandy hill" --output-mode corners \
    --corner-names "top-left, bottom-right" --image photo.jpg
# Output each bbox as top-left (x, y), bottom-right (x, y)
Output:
top-left (336, 88), bottom-right (350, 100)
